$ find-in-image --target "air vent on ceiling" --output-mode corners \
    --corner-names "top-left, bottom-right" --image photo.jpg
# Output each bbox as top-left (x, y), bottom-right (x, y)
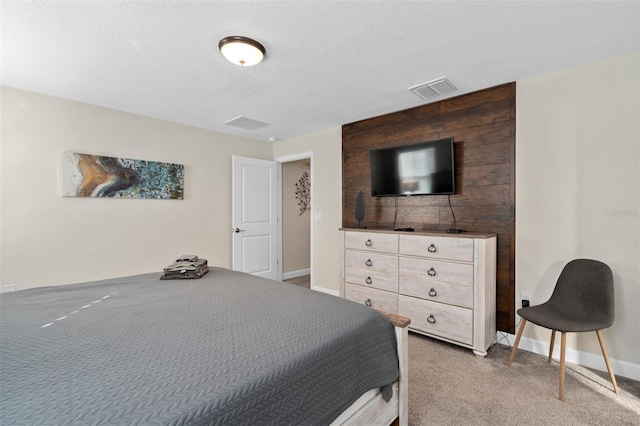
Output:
top-left (224, 116), bottom-right (271, 131)
top-left (408, 77), bottom-right (457, 100)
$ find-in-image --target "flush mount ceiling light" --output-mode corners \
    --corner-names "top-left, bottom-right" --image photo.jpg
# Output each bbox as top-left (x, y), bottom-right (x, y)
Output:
top-left (218, 36), bottom-right (265, 66)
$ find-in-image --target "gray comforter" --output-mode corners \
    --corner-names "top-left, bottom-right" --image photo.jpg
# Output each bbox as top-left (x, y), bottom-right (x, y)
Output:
top-left (0, 267), bottom-right (399, 425)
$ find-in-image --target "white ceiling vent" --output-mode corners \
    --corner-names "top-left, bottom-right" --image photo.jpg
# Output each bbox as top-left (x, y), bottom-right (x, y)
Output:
top-left (224, 116), bottom-right (271, 131)
top-left (408, 77), bottom-right (457, 100)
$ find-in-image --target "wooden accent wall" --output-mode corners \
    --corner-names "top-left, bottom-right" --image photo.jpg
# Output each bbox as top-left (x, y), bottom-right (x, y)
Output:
top-left (342, 83), bottom-right (516, 333)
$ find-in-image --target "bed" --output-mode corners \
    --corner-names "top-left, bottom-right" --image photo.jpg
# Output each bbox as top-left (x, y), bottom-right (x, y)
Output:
top-left (0, 267), bottom-right (409, 425)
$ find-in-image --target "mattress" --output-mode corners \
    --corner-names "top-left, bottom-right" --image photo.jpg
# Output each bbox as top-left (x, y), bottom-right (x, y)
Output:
top-left (0, 267), bottom-right (399, 425)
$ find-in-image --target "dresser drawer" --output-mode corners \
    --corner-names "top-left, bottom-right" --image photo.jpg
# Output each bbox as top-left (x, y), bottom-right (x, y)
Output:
top-left (399, 278), bottom-right (473, 309)
top-left (346, 284), bottom-right (398, 314)
top-left (345, 250), bottom-right (398, 292)
top-left (345, 231), bottom-right (398, 254)
top-left (399, 295), bottom-right (472, 345)
top-left (345, 250), bottom-right (398, 274)
top-left (345, 269), bottom-right (397, 292)
top-left (399, 235), bottom-right (473, 262)
top-left (399, 257), bottom-right (473, 286)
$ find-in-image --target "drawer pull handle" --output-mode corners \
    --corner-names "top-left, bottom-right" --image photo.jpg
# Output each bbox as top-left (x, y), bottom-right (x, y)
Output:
top-left (427, 314), bottom-right (436, 324)
top-left (365, 299), bottom-right (372, 307)
top-left (428, 288), bottom-right (437, 297)
top-left (365, 239), bottom-right (372, 247)
top-left (427, 243), bottom-right (437, 253)
top-left (427, 267), bottom-right (437, 277)
top-left (365, 276), bottom-right (373, 285)
top-left (365, 259), bottom-right (372, 267)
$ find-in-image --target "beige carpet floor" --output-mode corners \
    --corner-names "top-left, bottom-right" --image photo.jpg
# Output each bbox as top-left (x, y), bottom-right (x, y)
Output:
top-left (283, 275), bottom-right (311, 289)
top-left (408, 333), bottom-right (640, 425)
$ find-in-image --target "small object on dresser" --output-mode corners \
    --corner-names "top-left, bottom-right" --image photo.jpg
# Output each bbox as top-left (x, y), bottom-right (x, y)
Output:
top-left (355, 191), bottom-right (366, 228)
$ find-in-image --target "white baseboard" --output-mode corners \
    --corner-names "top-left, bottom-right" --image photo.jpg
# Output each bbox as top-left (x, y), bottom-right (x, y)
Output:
top-left (282, 268), bottom-right (310, 281)
top-left (312, 286), bottom-right (339, 297)
top-left (500, 332), bottom-right (640, 382)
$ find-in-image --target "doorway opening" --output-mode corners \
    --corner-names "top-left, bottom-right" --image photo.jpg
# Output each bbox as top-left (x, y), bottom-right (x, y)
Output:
top-left (276, 153), bottom-right (313, 289)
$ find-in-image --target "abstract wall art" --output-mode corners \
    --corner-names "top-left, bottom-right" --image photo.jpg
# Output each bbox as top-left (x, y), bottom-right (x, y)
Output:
top-left (62, 152), bottom-right (184, 199)
top-left (295, 171), bottom-right (310, 215)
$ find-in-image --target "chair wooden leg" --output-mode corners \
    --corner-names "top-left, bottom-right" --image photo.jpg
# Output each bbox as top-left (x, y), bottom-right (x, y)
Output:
top-left (548, 330), bottom-right (556, 363)
top-left (558, 332), bottom-right (566, 400)
top-left (596, 330), bottom-right (619, 395)
top-left (508, 319), bottom-right (527, 367)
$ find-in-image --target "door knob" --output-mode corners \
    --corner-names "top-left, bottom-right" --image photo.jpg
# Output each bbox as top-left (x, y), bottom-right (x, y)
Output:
top-left (233, 228), bottom-right (246, 233)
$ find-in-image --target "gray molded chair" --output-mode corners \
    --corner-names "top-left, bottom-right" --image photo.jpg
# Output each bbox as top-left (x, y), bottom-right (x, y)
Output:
top-left (507, 259), bottom-right (619, 400)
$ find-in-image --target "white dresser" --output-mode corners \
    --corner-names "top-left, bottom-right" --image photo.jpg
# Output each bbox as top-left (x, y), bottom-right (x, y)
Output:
top-left (339, 229), bottom-right (497, 357)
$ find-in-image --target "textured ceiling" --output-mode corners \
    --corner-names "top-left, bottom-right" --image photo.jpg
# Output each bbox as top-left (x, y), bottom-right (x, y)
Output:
top-left (2, 1), bottom-right (638, 142)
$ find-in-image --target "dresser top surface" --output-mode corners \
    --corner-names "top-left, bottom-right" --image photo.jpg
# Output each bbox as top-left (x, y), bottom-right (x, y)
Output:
top-left (340, 228), bottom-right (497, 239)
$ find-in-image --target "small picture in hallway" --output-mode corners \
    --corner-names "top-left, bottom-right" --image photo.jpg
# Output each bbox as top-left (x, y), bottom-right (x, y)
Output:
top-left (62, 152), bottom-right (184, 199)
top-left (295, 171), bottom-right (310, 215)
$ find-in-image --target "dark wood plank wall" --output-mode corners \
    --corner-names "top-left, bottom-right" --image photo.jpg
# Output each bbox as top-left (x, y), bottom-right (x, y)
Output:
top-left (341, 83), bottom-right (516, 333)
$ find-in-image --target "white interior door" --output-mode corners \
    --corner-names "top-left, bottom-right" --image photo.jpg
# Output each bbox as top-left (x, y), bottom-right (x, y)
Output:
top-left (232, 155), bottom-right (278, 280)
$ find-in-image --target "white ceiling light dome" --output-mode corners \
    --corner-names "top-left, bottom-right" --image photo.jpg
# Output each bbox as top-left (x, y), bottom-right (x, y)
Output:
top-left (218, 36), bottom-right (266, 66)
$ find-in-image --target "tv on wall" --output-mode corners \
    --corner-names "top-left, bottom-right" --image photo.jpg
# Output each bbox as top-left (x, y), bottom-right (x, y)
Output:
top-left (369, 137), bottom-right (455, 197)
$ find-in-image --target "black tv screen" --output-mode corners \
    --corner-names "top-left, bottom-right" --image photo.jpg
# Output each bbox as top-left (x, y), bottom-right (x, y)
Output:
top-left (370, 137), bottom-right (455, 197)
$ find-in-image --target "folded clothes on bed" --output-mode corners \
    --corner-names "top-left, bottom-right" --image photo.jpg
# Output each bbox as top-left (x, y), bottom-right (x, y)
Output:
top-left (160, 258), bottom-right (209, 280)
top-left (176, 254), bottom-right (198, 262)
top-left (164, 258), bottom-right (208, 272)
top-left (159, 265), bottom-right (209, 280)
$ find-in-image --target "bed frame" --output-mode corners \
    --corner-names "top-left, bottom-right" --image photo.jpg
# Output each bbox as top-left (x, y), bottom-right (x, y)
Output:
top-left (331, 312), bottom-right (410, 426)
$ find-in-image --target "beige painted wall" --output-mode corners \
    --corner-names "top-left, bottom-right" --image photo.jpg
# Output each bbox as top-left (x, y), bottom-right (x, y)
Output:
top-left (273, 127), bottom-right (342, 293)
top-left (0, 86), bottom-right (272, 290)
top-left (282, 159), bottom-right (311, 274)
top-left (516, 52), bottom-right (639, 370)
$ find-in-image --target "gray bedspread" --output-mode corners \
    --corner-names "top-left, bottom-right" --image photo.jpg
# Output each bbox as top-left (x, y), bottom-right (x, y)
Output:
top-left (0, 267), bottom-right (399, 425)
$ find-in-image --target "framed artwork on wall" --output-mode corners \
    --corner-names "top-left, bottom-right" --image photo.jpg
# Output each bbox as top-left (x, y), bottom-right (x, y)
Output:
top-left (62, 152), bottom-right (184, 199)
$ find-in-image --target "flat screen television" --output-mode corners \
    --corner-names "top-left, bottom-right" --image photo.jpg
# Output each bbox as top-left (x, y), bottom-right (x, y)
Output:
top-left (370, 137), bottom-right (455, 197)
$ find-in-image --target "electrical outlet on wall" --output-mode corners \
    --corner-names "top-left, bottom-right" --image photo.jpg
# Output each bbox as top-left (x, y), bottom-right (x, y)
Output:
top-left (3, 285), bottom-right (17, 292)
top-left (521, 291), bottom-right (532, 308)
